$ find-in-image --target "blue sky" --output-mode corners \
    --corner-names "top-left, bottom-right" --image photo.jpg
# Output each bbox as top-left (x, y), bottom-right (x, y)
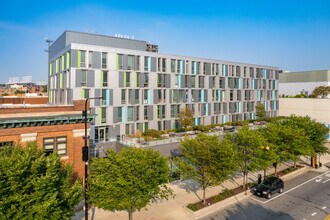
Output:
top-left (1, 0), bottom-right (330, 83)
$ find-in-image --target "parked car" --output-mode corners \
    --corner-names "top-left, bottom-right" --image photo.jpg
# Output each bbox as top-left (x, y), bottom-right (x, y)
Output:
top-left (253, 176), bottom-right (284, 199)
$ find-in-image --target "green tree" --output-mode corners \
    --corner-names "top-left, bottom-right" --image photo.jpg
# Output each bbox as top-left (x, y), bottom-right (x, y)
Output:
top-left (225, 126), bottom-right (269, 189)
top-left (89, 147), bottom-right (173, 220)
top-left (0, 142), bottom-right (82, 220)
top-left (175, 133), bottom-right (238, 204)
top-left (312, 86), bottom-right (330, 98)
top-left (255, 102), bottom-right (266, 120)
top-left (178, 107), bottom-right (194, 131)
top-left (265, 119), bottom-right (312, 171)
top-left (283, 115), bottom-right (329, 162)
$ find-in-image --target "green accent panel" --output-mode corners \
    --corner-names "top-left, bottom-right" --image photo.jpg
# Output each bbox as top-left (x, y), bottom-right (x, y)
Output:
top-left (124, 72), bottom-right (126, 87)
top-left (49, 90), bottom-right (53, 103)
top-left (66, 52), bottom-right (70, 69)
top-left (61, 55), bottom-right (64, 71)
top-left (60, 73), bottom-right (63, 88)
top-left (116, 54), bottom-right (118, 71)
top-left (82, 89), bottom-right (85, 98)
top-left (100, 71), bottom-right (103, 87)
top-left (49, 63), bottom-right (52, 75)
top-left (78, 50), bottom-right (81, 68)
top-left (171, 90), bottom-right (174, 102)
top-left (99, 108), bottom-right (101, 124)
top-left (55, 59), bottom-right (59, 73)
top-left (142, 123), bottom-right (145, 132)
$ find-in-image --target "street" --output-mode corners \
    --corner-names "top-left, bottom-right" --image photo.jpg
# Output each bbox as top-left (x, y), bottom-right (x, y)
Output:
top-left (199, 170), bottom-right (330, 220)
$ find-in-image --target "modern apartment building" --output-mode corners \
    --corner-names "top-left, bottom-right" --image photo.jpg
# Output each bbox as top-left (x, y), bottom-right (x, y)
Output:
top-left (49, 31), bottom-right (279, 143)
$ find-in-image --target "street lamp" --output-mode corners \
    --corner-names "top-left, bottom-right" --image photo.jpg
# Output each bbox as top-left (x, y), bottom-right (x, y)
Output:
top-left (260, 146), bottom-right (270, 179)
top-left (82, 97), bottom-right (102, 220)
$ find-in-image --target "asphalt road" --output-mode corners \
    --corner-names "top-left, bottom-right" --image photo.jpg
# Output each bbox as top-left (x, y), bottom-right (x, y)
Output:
top-left (199, 169), bottom-right (330, 220)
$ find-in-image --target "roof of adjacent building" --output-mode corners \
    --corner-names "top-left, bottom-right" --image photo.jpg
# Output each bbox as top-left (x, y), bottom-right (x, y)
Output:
top-left (279, 70), bottom-right (330, 83)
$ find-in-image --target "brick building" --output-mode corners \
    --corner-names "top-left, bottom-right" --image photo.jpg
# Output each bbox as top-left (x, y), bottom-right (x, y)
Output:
top-left (0, 100), bottom-right (92, 176)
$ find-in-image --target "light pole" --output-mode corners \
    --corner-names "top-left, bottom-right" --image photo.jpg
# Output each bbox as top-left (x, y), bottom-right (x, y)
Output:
top-left (82, 97), bottom-right (102, 220)
top-left (45, 38), bottom-right (53, 103)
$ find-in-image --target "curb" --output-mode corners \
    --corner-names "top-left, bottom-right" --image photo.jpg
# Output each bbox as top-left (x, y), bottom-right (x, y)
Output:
top-left (189, 165), bottom-right (309, 220)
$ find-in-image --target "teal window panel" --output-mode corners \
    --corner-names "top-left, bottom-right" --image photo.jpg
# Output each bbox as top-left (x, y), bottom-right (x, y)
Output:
top-left (147, 57), bottom-right (151, 71)
top-left (222, 115), bottom-right (226, 123)
top-left (258, 90), bottom-right (261, 101)
top-left (194, 62), bottom-right (197, 74)
top-left (218, 90), bottom-right (221, 102)
top-left (272, 90), bottom-right (275, 100)
top-left (106, 89), bottom-right (110, 105)
top-left (180, 60), bottom-right (183, 74)
top-left (178, 75), bottom-right (181, 89)
top-left (251, 112), bottom-right (255, 120)
top-left (148, 89), bottom-right (151, 104)
top-left (194, 118), bottom-right (198, 126)
top-left (238, 79), bottom-right (241, 89)
top-left (201, 90), bottom-right (204, 102)
top-left (122, 107), bottom-right (126, 123)
top-left (252, 80), bottom-right (255, 89)
top-left (264, 101), bottom-right (267, 111)
top-left (238, 102), bottom-right (241, 113)
top-left (264, 69), bottom-right (267, 79)
top-left (206, 104), bottom-right (209, 116)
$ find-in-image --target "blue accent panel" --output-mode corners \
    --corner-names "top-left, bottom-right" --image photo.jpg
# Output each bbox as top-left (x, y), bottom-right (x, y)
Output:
top-left (264, 101), bottom-right (267, 111)
top-left (180, 60), bottom-right (183, 74)
top-left (201, 90), bottom-right (205, 102)
top-left (106, 89), bottom-right (110, 105)
top-left (251, 113), bottom-right (255, 120)
top-left (274, 101), bottom-right (277, 110)
top-left (218, 90), bottom-right (221, 102)
top-left (222, 115), bottom-right (226, 123)
top-left (252, 80), bottom-right (255, 89)
top-left (258, 90), bottom-right (261, 101)
top-left (264, 69), bottom-right (267, 79)
top-left (122, 107), bottom-right (126, 123)
top-left (147, 57), bottom-right (151, 71)
top-left (238, 79), bottom-right (241, 89)
top-left (194, 118), bottom-right (198, 126)
top-left (194, 62), bottom-right (197, 74)
top-left (206, 104), bottom-right (209, 116)
top-left (238, 102), bottom-right (241, 113)
top-left (275, 81), bottom-right (277, 89)
top-left (178, 75), bottom-right (181, 88)
top-left (148, 89), bottom-right (151, 104)
top-left (272, 90), bottom-right (275, 100)
top-left (222, 64), bottom-right (226, 76)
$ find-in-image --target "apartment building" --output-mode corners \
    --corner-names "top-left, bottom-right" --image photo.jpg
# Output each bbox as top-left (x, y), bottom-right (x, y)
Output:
top-left (49, 31), bottom-right (279, 143)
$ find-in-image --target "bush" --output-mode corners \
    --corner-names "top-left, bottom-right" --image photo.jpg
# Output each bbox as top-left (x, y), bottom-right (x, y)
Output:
top-left (175, 128), bottom-right (185, 133)
top-left (142, 129), bottom-right (161, 139)
top-left (187, 203), bottom-right (198, 211)
top-left (215, 188), bottom-right (233, 201)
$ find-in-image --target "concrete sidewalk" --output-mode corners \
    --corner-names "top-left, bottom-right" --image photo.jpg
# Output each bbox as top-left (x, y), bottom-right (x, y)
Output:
top-left (73, 159), bottom-right (323, 220)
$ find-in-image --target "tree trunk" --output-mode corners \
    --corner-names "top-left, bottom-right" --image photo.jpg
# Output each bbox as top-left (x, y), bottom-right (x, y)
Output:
top-left (202, 187), bottom-right (206, 204)
top-left (246, 172), bottom-right (249, 189)
top-left (128, 208), bottom-right (133, 220)
top-left (264, 168), bottom-right (267, 179)
top-left (274, 164), bottom-right (277, 176)
top-left (293, 160), bottom-right (297, 169)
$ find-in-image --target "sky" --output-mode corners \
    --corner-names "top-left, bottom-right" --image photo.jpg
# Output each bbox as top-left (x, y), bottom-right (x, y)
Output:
top-left (1, 0), bottom-right (330, 83)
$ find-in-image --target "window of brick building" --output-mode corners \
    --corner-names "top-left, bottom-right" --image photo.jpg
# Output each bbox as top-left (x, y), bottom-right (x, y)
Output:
top-left (43, 137), bottom-right (67, 156)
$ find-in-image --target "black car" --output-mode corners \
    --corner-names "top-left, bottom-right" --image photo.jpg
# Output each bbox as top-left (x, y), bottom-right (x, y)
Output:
top-left (253, 176), bottom-right (284, 199)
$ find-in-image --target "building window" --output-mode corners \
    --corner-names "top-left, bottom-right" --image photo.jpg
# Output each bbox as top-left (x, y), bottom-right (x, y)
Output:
top-left (144, 56), bottom-right (150, 71)
top-left (121, 89), bottom-right (126, 104)
top-left (117, 107), bottom-right (122, 122)
top-left (80, 50), bottom-right (86, 67)
top-left (0, 141), bottom-right (13, 149)
top-left (101, 107), bottom-right (107, 123)
top-left (102, 52), bottom-right (107, 69)
top-left (127, 55), bottom-right (134, 70)
top-left (171, 59), bottom-right (176, 73)
top-left (88, 51), bottom-right (93, 68)
top-left (136, 72), bottom-right (140, 87)
top-left (125, 72), bottom-right (131, 87)
top-left (101, 89), bottom-right (107, 105)
top-left (144, 106), bottom-right (148, 120)
top-left (43, 137), bottom-right (67, 156)
top-left (83, 89), bottom-right (89, 99)
top-left (118, 54), bottom-right (123, 70)
top-left (143, 74), bottom-right (149, 87)
top-left (127, 106), bottom-right (134, 121)
top-left (102, 71), bottom-right (108, 87)
top-left (81, 70), bottom-right (87, 87)
top-left (136, 56), bottom-right (140, 70)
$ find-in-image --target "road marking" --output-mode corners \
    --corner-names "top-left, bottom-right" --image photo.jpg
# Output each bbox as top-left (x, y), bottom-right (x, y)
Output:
top-left (311, 212), bottom-right (317, 216)
top-left (322, 206), bottom-right (327, 209)
top-left (322, 179), bottom-right (330, 183)
top-left (316, 178), bottom-right (322, 182)
top-left (326, 174), bottom-right (330, 177)
top-left (253, 171), bottom-right (330, 204)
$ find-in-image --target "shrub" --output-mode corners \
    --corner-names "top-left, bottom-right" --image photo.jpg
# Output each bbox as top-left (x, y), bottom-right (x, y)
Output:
top-left (175, 128), bottom-right (185, 133)
top-left (187, 203), bottom-right (198, 211)
top-left (142, 129), bottom-right (161, 139)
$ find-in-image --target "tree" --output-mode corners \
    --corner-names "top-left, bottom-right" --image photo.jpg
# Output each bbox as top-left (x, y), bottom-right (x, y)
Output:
top-left (283, 115), bottom-right (329, 163)
top-left (178, 107), bottom-right (194, 131)
top-left (255, 102), bottom-right (266, 120)
top-left (265, 119), bottom-right (312, 171)
top-left (175, 133), bottom-right (238, 204)
top-left (0, 142), bottom-right (82, 220)
top-left (88, 147), bottom-right (173, 220)
top-left (225, 126), bottom-right (269, 189)
top-left (312, 86), bottom-right (330, 98)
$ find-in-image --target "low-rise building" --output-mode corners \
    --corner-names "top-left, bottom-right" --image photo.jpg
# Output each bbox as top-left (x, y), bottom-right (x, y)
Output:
top-left (0, 100), bottom-right (92, 176)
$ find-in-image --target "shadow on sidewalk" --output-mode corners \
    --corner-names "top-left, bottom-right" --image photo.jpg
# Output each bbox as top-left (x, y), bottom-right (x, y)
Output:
top-left (172, 179), bottom-right (202, 200)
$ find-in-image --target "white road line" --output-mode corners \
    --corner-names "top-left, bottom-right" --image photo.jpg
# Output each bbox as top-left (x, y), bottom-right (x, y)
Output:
top-left (322, 179), bottom-right (330, 183)
top-left (322, 206), bottom-right (327, 209)
top-left (311, 212), bottom-right (317, 216)
top-left (253, 171), bottom-right (330, 204)
top-left (316, 178), bottom-right (322, 182)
